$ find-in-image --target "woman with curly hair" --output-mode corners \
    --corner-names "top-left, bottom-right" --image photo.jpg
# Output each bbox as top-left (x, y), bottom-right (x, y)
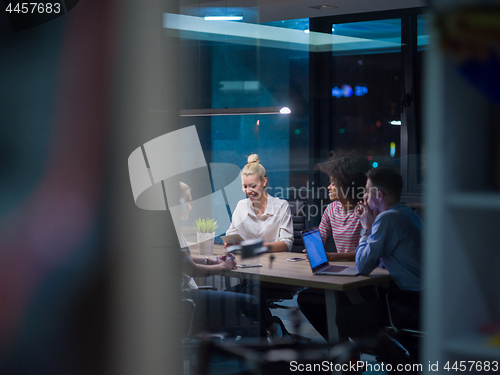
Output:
top-left (315, 150), bottom-right (369, 261)
top-left (297, 150), bottom-right (370, 342)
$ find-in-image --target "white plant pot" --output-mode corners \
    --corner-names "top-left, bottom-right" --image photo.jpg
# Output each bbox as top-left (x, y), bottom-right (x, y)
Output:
top-left (197, 232), bottom-right (215, 255)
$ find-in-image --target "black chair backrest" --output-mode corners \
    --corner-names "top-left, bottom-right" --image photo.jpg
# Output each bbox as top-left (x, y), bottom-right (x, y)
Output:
top-left (386, 289), bottom-right (421, 332)
top-left (287, 199), bottom-right (306, 253)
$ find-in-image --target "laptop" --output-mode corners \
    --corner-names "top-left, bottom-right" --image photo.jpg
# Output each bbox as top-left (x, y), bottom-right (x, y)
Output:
top-left (302, 227), bottom-right (359, 276)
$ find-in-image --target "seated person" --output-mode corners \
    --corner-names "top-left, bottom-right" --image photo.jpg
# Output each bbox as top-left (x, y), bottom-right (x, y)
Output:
top-left (176, 181), bottom-right (257, 336)
top-left (177, 181), bottom-right (286, 342)
top-left (297, 150), bottom-right (370, 342)
top-left (225, 154), bottom-right (294, 253)
top-left (224, 154), bottom-right (294, 342)
top-left (181, 248), bottom-right (257, 336)
top-left (336, 168), bottom-right (423, 366)
top-left (308, 150), bottom-right (370, 260)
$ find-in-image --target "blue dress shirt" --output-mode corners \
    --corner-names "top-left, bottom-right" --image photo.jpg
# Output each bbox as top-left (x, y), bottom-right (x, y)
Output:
top-left (356, 202), bottom-right (423, 291)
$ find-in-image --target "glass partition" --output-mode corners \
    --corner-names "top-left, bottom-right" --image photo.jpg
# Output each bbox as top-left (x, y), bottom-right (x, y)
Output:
top-left (173, 10), bottom-right (428, 372)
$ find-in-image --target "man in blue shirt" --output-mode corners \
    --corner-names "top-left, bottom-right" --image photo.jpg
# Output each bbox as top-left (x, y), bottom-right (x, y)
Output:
top-left (336, 168), bottom-right (423, 370)
top-left (356, 168), bottom-right (422, 291)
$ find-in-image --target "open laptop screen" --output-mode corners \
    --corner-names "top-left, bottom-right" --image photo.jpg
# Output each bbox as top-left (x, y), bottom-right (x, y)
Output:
top-left (302, 228), bottom-right (328, 269)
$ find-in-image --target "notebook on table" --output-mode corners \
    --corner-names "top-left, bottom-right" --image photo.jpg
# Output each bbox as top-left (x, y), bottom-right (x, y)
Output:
top-left (221, 233), bottom-right (244, 245)
top-left (301, 227), bottom-right (359, 276)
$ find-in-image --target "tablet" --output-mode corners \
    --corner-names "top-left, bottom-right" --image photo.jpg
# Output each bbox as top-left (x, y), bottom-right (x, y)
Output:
top-left (220, 233), bottom-right (244, 245)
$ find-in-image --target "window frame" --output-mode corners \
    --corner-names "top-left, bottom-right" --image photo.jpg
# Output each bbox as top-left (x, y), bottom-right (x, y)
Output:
top-left (308, 7), bottom-right (427, 207)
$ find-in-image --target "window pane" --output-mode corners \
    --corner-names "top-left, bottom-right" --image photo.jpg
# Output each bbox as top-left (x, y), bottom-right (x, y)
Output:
top-left (207, 41), bottom-right (309, 198)
top-left (330, 19), bottom-right (402, 172)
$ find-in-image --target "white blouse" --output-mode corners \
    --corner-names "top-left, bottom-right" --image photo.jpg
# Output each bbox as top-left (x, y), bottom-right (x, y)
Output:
top-left (225, 194), bottom-right (294, 251)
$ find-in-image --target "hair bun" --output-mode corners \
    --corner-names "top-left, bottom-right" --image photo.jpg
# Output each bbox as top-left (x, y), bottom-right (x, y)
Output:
top-left (247, 154), bottom-right (260, 164)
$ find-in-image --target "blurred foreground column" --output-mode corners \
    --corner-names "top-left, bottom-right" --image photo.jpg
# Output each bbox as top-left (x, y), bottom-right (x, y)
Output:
top-left (107, 0), bottom-right (182, 374)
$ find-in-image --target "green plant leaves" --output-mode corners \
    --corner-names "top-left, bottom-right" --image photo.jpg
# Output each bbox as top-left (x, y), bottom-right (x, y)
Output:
top-left (193, 218), bottom-right (218, 233)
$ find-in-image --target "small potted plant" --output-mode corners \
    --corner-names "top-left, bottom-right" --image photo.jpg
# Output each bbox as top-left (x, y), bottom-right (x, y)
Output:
top-left (193, 218), bottom-right (218, 255)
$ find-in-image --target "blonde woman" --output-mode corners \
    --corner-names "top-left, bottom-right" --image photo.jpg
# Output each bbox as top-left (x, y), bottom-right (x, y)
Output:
top-left (225, 154), bottom-right (294, 343)
top-left (225, 154), bottom-right (294, 253)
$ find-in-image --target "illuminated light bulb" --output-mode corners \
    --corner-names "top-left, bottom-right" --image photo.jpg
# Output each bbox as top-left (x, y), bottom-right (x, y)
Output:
top-left (280, 107), bottom-right (291, 114)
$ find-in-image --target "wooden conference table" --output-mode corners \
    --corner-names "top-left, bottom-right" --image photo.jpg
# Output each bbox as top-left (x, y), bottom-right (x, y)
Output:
top-left (202, 245), bottom-right (391, 342)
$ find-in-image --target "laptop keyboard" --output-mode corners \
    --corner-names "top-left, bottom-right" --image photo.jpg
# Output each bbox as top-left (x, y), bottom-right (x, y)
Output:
top-left (317, 264), bottom-right (349, 274)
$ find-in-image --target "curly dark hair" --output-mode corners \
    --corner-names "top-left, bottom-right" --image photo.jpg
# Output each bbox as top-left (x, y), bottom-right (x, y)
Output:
top-left (315, 150), bottom-right (369, 202)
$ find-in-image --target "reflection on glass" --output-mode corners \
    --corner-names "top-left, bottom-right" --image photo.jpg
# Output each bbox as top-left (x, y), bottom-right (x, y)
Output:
top-left (206, 41), bottom-right (309, 197)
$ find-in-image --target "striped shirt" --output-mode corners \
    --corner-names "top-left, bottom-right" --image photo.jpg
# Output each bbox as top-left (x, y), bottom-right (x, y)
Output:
top-left (319, 201), bottom-right (362, 253)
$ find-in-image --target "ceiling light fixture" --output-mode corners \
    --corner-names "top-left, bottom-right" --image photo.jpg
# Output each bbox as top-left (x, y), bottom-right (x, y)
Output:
top-left (309, 5), bottom-right (338, 10)
top-left (180, 106), bottom-right (291, 117)
top-left (204, 15), bottom-right (243, 21)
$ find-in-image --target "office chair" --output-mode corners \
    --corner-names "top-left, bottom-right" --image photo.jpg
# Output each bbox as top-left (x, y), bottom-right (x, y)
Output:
top-left (182, 296), bottom-right (236, 375)
top-left (287, 199), bottom-right (307, 253)
top-left (182, 290), bottom-right (262, 375)
top-left (384, 289), bottom-right (423, 363)
top-left (346, 291), bottom-right (422, 375)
